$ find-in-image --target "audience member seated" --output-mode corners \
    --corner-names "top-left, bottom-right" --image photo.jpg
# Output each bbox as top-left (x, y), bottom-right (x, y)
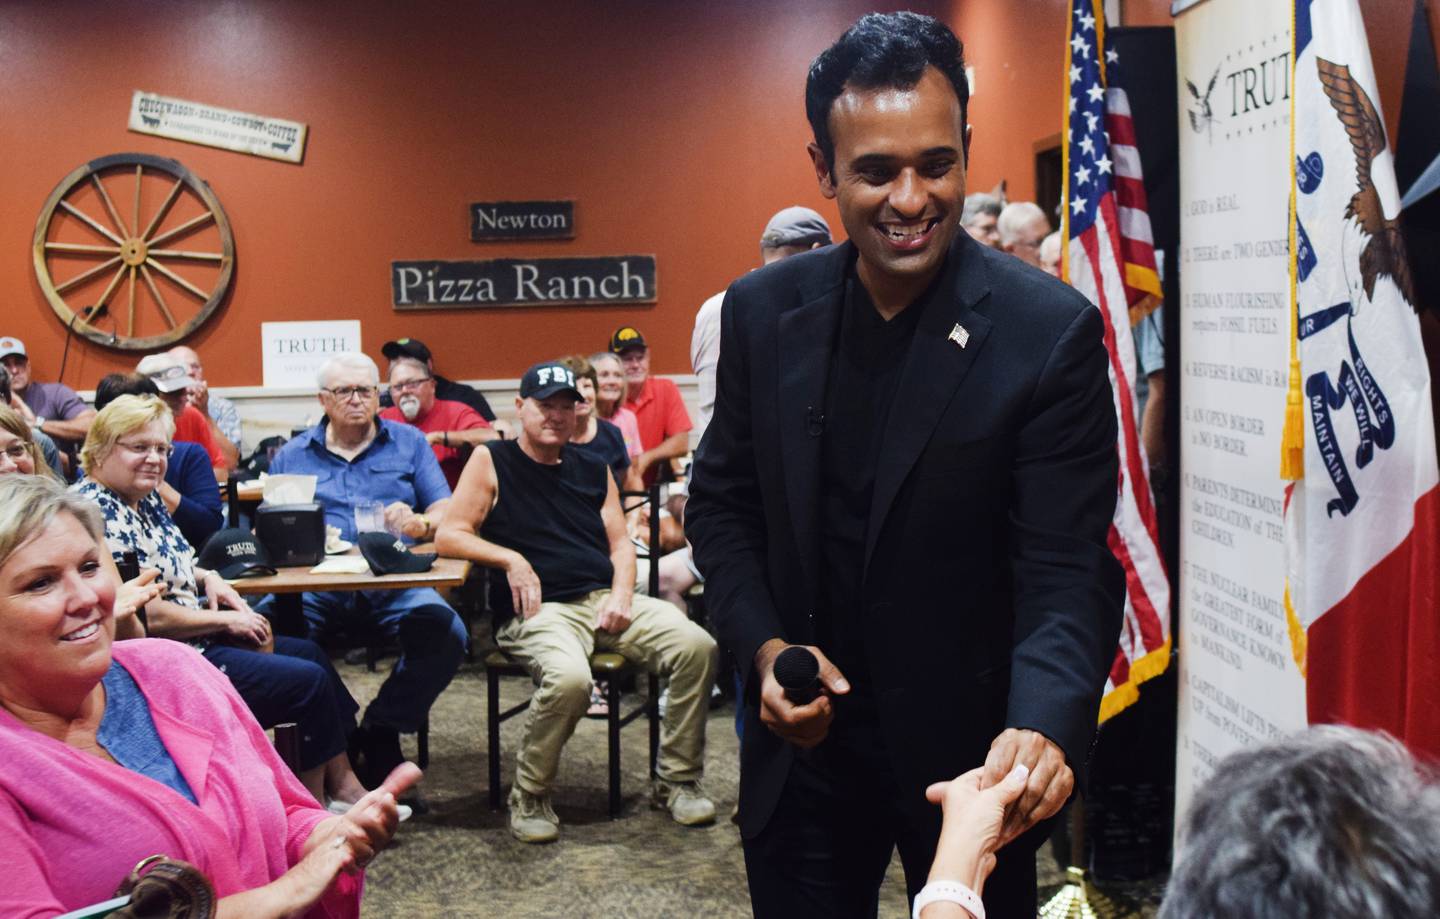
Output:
top-left (436, 361), bottom-right (718, 843)
top-left (1039, 230), bottom-right (1062, 277)
top-left (609, 326), bottom-right (693, 485)
top-left (588, 350), bottom-right (644, 463)
top-left (558, 354), bottom-right (638, 491)
top-left (136, 352), bottom-right (231, 471)
top-left (169, 344), bottom-right (243, 458)
top-left (997, 201), bottom-right (1052, 269)
top-left (960, 193), bottom-right (1003, 249)
top-left (0, 475), bottom-right (415, 918)
top-left (2, 403), bottom-right (161, 639)
top-left (94, 373), bottom-right (224, 550)
top-left (630, 492), bottom-right (702, 610)
top-left (0, 402), bottom-right (60, 480)
top-left (0, 365), bottom-right (62, 474)
top-left (379, 353), bottom-right (495, 489)
top-left (379, 337), bottom-right (512, 438)
top-left (73, 394), bottom-right (377, 811)
top-left (1158, 726), bottom-right (1440, 919)
top-left (0, 335), bottom-right (96, 474)
top-left (265, 352), bottom-right (467, 790)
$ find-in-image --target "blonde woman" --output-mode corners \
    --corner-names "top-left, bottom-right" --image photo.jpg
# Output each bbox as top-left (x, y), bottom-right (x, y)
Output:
top-left (0, 402), bottom-right (58, 479)
top-left (588, 351), bottom-right (644, 462)
top-left (74, 395), bottom-right (384, 813)
top-left (0, 475), bottom-right (414, 918)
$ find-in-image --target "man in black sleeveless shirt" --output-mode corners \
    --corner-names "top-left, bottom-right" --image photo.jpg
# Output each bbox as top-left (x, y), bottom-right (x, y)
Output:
top-left (437, 362), bottom-right (718, 843)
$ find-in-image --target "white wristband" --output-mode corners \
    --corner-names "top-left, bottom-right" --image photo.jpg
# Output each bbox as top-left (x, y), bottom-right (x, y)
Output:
top-left (913, 880), bottom-right (984, 919)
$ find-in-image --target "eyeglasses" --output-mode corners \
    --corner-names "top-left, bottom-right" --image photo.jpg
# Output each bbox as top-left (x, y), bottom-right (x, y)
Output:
top-left (2, 443), bottom-right (30, 460)
top-left (323, 386), bottom-right (379, 401)
top-left (117, 441), bottom-right (173, 458)
top-left (389, 377), bottom-right (433, 393)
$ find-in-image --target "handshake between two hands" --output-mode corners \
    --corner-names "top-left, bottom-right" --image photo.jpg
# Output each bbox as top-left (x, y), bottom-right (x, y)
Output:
top-left (755, 641), bottom-right (1074, 849)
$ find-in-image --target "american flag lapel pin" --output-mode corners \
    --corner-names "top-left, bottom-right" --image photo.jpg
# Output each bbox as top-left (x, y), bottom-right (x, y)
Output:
top-left (947, 322), bottom-right (970, 349)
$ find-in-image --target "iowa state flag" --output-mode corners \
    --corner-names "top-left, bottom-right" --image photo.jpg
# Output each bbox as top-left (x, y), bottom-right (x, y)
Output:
top-left (1287, 0), bottom-right (1440, 758)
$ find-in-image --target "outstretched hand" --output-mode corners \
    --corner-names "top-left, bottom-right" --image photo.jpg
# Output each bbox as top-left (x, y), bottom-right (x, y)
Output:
top-left (924, 763), bottom-right (1030, 891)
top-left (982, 728), bottom-right (1073, 846)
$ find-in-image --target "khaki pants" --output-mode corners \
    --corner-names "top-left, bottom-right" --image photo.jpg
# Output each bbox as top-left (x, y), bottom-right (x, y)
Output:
top-left (495, 589), bottom-right (717, 796)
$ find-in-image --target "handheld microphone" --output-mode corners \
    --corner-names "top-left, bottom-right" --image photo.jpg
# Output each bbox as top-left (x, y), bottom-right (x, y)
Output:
top-left (774, 646), bottom-right (821, 705)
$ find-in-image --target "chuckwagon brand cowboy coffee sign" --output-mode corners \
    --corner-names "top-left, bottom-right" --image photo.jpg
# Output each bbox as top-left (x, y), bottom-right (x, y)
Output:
top-left (128, 91), bottom-right (308, 164)
top-left (390, 256), bottom-right (656, 309)
top-left (469, 200), bottom-right (575, 240)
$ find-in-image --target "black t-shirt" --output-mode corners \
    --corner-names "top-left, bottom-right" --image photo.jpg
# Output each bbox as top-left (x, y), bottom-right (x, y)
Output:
top-left (817, 272), bottom-right (926, 689)
top-left (571, 418), bottom-right (630, 486)
top-left (380, 374), bottom-right (496, 421)
top-left (481, 440), bottom-right (613, 620)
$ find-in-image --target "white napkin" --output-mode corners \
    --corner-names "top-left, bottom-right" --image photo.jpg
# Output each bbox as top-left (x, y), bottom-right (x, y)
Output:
top-left (324, 525), bottom-right (352, 555)
top-left (309, 556), bottom-right (370, 575)
top-left (260, 473), bottom-right (317, 506)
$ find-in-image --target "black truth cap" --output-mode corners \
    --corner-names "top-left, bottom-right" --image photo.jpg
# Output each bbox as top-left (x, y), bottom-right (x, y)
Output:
top-left (358, 531), bottom-right (437, 575)
top-left (197, 528), bottom-right (278, 579)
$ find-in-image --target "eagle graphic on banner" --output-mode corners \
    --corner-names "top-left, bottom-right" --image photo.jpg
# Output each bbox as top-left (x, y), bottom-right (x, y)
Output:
top-left (1316, 59), bottom-right (1416, 305)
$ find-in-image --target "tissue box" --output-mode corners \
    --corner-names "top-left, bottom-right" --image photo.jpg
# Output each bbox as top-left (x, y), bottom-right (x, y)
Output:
top-left (255, 503), bottom-right (326, 567)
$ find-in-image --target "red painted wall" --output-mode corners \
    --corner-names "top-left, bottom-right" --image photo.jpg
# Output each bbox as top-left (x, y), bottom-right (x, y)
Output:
top-left (0, 0), bottom-right (941, 387)
top-left (4, 1), bottom-right (1429, 390)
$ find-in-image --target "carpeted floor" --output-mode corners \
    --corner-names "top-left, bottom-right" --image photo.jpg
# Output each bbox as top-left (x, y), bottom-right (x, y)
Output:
top-left (338, 657), bottom-right (1163, 917)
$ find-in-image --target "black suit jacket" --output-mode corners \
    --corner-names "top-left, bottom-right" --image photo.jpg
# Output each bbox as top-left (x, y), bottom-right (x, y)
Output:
top-left (688, 231), bottom-right (1125, 841)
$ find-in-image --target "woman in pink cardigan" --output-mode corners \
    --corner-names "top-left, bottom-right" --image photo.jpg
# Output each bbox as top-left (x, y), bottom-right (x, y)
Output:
top-left (0, 475), bottom-right (418, 918)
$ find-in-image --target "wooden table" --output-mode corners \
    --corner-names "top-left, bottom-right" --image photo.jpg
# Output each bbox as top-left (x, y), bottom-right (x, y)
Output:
top-left (229, 548), bottom-right (469, 596)
top-left (229, 545), bottom-right (470, 638)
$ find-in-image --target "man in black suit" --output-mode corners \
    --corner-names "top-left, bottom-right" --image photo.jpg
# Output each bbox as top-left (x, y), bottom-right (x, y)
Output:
top-left (686, 12), bottom-right (1124, 918)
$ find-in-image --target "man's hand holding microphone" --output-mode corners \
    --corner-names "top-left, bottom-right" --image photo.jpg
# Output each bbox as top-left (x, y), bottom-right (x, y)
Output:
top-left (753, 638), bottom-right (850, 749)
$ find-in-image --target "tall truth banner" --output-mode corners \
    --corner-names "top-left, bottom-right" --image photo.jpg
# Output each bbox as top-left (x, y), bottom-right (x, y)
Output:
top-left (1285, 0), bottom-right (1440, 759)
top-left (1173, 0), bottom-right (1307, 821)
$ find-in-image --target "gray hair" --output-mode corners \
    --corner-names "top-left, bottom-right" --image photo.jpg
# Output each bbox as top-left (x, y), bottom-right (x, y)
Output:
top-left (960, 192), bottom-right (1002, 226)
top-left (588, 351), bottom-right (622, 370)
top-left (997, 202), bottom-right (1048, 245)
top-left (317, 352), bottom-right (380, 389)
top-left (1040, 230), bottom-right (1062, 263)
top-left (0, 474), bottom-right (106, 572)
top-left (1159, 725), bottom-right (1440, 919)
top-left (387, 355), bottom-right (429, 381)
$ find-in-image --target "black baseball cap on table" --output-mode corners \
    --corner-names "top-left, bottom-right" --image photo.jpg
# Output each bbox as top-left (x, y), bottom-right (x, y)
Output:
top-left (198, 528), bottom-right (278, 579)
top-left (519, 361), bottom-right (584, 401)
top-left (359, 532), bottom-right (436, 575)
top-left (381, 338), bottom-right (432, 363)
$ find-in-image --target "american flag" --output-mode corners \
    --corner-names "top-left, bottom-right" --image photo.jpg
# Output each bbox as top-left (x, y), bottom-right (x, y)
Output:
top-left (1062, 0), bottom-right (1171, 722)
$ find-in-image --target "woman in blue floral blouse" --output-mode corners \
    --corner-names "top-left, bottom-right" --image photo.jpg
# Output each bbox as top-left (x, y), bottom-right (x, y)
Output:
top-left (74, 394), bottom-right (383, 814)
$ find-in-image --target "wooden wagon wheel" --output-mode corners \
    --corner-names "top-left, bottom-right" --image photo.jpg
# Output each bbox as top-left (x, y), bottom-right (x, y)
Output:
top-left (32, 152), bottom-right (235, 352)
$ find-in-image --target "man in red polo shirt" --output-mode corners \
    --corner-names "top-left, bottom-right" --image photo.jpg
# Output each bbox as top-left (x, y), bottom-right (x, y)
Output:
top-left (380, 355), bottom-right (496, 488)
top-left (610, 326), bottom-right (692, 485)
